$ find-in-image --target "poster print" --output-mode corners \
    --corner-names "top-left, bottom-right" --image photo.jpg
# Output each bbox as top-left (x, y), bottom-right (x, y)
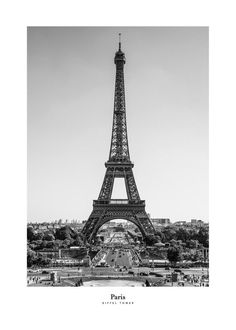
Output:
top-left (27, 27), bottom-right (209, 288)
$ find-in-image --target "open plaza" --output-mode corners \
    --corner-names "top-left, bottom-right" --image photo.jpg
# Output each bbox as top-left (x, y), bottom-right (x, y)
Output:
top-left (27, 264), bottom-right (209, 287)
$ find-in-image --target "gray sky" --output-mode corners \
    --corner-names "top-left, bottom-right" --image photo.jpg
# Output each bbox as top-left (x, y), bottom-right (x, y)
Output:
top-left (28, 27), bottom-right (208, 223)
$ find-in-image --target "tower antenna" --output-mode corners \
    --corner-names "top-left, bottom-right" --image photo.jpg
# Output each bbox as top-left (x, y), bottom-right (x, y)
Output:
top-left (119, 33), bottom-right (121, 51)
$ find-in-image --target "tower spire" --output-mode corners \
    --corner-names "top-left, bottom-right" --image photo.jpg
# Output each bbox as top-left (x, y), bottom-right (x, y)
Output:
top-left (110, 33), bottom-right (129, 162)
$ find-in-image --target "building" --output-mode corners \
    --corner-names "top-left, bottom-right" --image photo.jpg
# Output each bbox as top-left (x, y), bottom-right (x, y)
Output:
top-left (151, 218), bottom-right (170, 227)
top-left (174, 221), bottom-right (187, 226)
top-left (199, 247), bottom-right (209, 261)
top-left (60, 247), bottom-right (87, 259)
top-left (36, 250), bottom-right (60, 259)
top-left (191, 219), bottom-right (205, 227)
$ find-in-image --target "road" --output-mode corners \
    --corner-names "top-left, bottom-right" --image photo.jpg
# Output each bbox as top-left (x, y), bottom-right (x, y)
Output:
top-left (93, 232), bottom-right (136, 268)
top-left (105, 248), bottom-right (132, 268)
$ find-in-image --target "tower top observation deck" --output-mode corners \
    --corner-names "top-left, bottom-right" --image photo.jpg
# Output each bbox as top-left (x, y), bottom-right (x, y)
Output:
top-left (114, 33), bottom-right (126, 64)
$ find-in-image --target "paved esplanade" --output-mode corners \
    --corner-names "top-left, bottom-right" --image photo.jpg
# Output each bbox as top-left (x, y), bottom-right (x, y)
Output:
top-left (105, 249), bottom-right (131, 268)
top-left (93, 232), bottom-right (134, 268)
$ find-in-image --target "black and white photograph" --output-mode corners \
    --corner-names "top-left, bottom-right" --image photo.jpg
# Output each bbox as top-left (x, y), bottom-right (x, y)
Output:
top-left (2, 1), bottom-right (236, 330)
top-left (27, 27), bottom-right (209, 288)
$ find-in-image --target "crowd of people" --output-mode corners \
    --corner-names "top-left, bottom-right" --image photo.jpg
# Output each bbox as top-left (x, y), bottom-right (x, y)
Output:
top-left (75, 278), bottom-right (84, 286)
top-left (27, 276), bottom-right (41, 285)
top-left (184, 274), bottom-right (209, 286)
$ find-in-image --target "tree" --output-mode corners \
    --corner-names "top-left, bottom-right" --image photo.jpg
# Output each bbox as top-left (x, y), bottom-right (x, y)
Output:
top-left (27, 227), bottom-right (44, 241)
top-left (55, 225), bottom-right (76, 240)
top-left (182, 251), bottom-right (192, 261)
top-left (155, 229), bottom-right (165, 241)
top-left (39, 240), bottom-right (48, 249)
top-left (186, 239), bottom-right (198, 248)
top-left (62, 238), bottom-right (73, 248)
top-left (35, 232), bottom-right (44, 241)
top-left (170, 239), bottom-right (178, 246)
top-left (191, 250), bottom-right (202, 262)
top-left (44, 232), bottom-right (55, 241)
top-left (31, 240), bottom-right (43, 250)
top-left (197, 227), bottom-right (209, 247)
top-left (27, 227), bottom-right (36, 242)
top-left (145, 235), bottom-right (159, 246)
top-left (44, 241), bottom-right (55, 249)
top-left (167, 246), bottom-right (182, 266)
top-left (36, 254), bottom-right (51, 266)
top-left (54, 239), bottom-right (64, 249)
top-left (74, 234), bottom-right (84, 246)
top-left (27, 247), bottom-right (37, 267)
top-left (176, 228), bottom-right (190, 242)
top-left (162, 227), bottom-right (177, 242)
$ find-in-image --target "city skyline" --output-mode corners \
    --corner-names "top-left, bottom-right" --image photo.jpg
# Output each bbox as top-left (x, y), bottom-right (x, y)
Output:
top-left (27, 218), bottom-right (208, 224)
top-left (28, 27), bottom-right (208, 223)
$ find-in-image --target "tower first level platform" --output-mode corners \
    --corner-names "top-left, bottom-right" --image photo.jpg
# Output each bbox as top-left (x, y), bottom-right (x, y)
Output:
top-left (82, 201), bottom-right (155, 244)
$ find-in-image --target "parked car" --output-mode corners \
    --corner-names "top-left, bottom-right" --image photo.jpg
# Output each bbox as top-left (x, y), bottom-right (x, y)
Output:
top-left (28, 269), bottom-right (39, 273)
top-left (140, 272), bottom-right (149, 276)
top-left (174, 269), bottom-right (183, 273)
top-left (42, 270), bottom-right (49, 274)
top-left (154, 273), bottom-right (164, 278)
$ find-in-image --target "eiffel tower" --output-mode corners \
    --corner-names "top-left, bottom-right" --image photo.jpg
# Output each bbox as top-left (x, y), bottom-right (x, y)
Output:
top-left (82, 35), bottom-right (156, 244)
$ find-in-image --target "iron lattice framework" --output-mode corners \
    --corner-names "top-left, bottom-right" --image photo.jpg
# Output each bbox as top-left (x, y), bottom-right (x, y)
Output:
top-left (82, 37), bottom-right (155, 244)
